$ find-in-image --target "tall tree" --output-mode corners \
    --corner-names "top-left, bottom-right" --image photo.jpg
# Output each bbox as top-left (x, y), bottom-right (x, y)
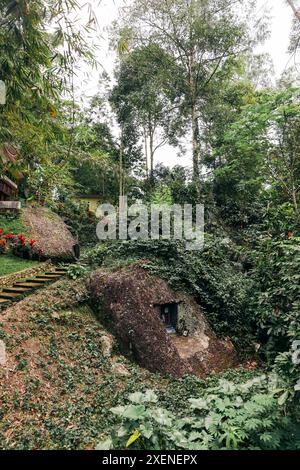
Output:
top-left (0, 0), bottom-right (97, 201)
top-left (217, 88), bottom-right (300, 221)
top-left (110, 44), bottom-right (181, 179)
top-left (114, 0), bottom-right (264, 186)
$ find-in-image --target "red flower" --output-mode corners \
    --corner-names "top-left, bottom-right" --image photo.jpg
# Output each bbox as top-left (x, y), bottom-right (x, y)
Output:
top-left (29, 239), bottom-right (37, 246)
top-left (288, 231), bottom-right (293, 238)
top-left (5, 233), bottom-right (13, 239)
top-left (0, 228), bottom-right (3, 235)
top-left (18, 234), bottom-right (26, 245)
top-left (0, 239), bottom-right (6, 246)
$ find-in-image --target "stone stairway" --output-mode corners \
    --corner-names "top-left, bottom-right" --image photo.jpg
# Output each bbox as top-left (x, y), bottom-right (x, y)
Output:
top-left (0, 267), bottom-right (68, 307)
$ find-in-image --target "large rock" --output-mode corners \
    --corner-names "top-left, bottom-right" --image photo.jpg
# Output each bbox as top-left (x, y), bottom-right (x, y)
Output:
top-left (22, 207), bottom-right (76, 261)
top-left (89, 263), bottom-right (238, 378)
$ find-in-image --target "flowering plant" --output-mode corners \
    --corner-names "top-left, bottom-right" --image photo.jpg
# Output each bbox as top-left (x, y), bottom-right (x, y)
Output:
top-left (0, 238), bottom-right (6, 254)
top-left (0, 228), bottom-right (42, 259)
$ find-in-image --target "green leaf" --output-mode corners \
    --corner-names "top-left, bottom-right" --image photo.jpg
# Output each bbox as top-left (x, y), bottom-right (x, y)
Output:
top-left (140, 423), bottom-right (154, 439)
top-left (149, 408), bottom-right (173, 426)
top-left (128, 392), bottom-right (145, 404)
top-left (126, 429), bottom-right (141, 448)
top-left (294, 380), bottom-right (300, 391)
top-left (278, 391), bottom-right (289, 406)
top-left (123, 405), bottom-right (146, 420)
top-left (110, 406), bottom-right (126, 416)
top-left (189, 398), bottom-right (208, 410)
top-left (143, 390), bottom-right (158, 403)
top-left (96, 438), bottom-right (113, 450)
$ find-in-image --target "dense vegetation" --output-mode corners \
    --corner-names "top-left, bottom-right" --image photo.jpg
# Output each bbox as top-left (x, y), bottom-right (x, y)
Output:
top-left (1, 0), bottom-right (300, 451)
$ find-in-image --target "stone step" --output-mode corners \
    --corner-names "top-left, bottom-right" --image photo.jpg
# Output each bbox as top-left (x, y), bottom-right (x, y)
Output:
top-left (36, 274), bottom-right (61, 279)
top-left (16, 279), bottom-right (45, 285)
top-left (45, 272), bottom-right (64, 276)
top-left (0, 292), bottom-right (22, 299)
top-left (14, 282), bottom-right (43, 288)
top-left (3, 287), bottom-right (32, 293)
top-left (0, 265), bottom-right (70, 307)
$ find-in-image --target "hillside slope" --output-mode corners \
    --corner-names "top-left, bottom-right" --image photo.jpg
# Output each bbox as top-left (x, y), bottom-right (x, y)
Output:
top-left (0, 277), bottom-right (176, 449)
top-left (0, 275), bottom-right (295, 450)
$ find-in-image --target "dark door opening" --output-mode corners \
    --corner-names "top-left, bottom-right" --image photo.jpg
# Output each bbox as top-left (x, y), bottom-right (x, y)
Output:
top-left (160, 303), bottom-right (178, 332)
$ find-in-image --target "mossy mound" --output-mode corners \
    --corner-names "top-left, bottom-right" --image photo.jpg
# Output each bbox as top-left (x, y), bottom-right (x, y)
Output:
top-left (89, 262), bottom-right (238, 378)
top-left (22, 207), bottom-right (76, 261)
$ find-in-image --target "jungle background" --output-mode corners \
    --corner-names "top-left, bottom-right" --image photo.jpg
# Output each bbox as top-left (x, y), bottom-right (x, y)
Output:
top-left (1, 0), bottom-right (300, 450)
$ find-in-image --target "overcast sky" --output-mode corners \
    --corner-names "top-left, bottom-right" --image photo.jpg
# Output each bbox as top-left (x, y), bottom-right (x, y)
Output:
top-left (77, 0), bottom-right (295, 168)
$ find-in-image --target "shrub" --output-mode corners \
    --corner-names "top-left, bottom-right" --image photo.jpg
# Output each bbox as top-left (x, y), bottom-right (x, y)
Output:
top-left (54, 198), bottom-right (98, 247)
top-left (97, 376), bottom-right (300, 450)
top-left (66, 263), bottom-right (90, 280)
top-left (251, 237), bottom-right (300, 361)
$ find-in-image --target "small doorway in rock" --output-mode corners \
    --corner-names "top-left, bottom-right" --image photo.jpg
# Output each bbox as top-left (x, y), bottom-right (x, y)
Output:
top-left (160, 303), bottom-right (178, 333)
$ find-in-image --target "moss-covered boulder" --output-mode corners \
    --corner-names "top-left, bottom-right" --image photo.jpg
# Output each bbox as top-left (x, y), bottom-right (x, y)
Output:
top-left (22, 207), bottom-right (76, 261)
top-left (89, 263), bottom-right (238, 378)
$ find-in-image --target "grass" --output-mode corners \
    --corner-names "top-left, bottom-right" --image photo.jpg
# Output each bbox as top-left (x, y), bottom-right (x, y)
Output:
top-left (0, 213), bottom-right (38, 277)
top-left (0, 254), bottom-right (39, 277)
top-left (0, 213), bottom-right (28, 235)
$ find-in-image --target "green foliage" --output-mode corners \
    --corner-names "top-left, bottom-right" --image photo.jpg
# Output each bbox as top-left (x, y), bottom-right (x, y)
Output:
top-left (214, 88), bottom-right (300, 229)
top-left (110, 43), bottom-right (180, 176)
top-left (0, 0), bottom-right (96, 203)
top-left (0, 212), bottom-right (27, 236)
top-left (147, 164), bottom-right (196, 206)
top-left (54, 197), bottom-right (98, 246)
top-left (245, 235), bottom-right (300, 406)
top-left (98, 376), bottom-right (300, 450)
top-left (67, 263), bottom-right (89, 280)
top-left (150, 184), bottom-right (173, 205)
top-left (251, 237), bottom-right (300, 359)
top-left (0, 0), bottom-right (95, 104)
top-left (114, 0), bottom-right (264, 179)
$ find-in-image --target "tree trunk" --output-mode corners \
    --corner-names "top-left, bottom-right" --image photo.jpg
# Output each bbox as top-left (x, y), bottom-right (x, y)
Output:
top-left (143, 127), bottom-right (149, 178)
top-left (149, 119), bottom-right (154, 180)
top-left (188, 46), bottom-right (200, 188)
top-left (119, 128), bottom-right (124, 198)
top-left (287, 0), bottom-right (300, 22)
top-left (192, 103), bottom-right (200, 182)
top-left (291, 184), bottom-right (299, 215)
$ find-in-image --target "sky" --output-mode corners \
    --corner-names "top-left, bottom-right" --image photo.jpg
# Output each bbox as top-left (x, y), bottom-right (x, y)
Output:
top-left (76, 0), bottom-right (295, 168)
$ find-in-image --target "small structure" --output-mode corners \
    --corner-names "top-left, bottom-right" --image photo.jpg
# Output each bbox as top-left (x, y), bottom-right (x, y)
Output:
top-left (0, 144), bottom-right (22, 211)
top-left (0, 176), bottom-right (21, 211)
top-left (75, 194), bottom-right (101, 213)
top-left (155, 302), bottom-right (179, 333)
top-left (0, 175), bottom-right (18, 201)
